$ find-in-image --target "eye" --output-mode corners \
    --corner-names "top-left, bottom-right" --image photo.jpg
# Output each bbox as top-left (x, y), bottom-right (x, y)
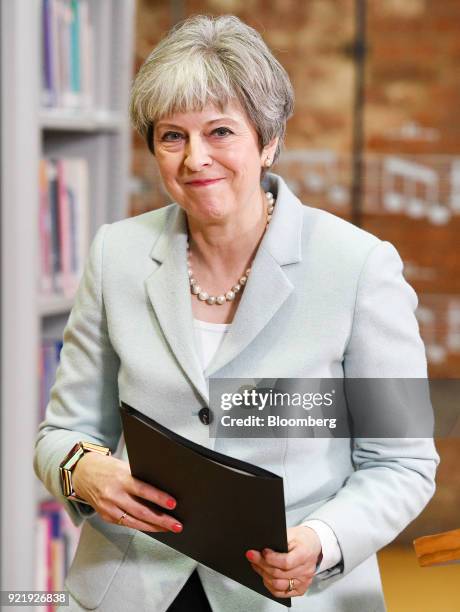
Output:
top-left (161, 131), bottom-right (184, 142)
top-left (212, 127), bottom-right (233, 137)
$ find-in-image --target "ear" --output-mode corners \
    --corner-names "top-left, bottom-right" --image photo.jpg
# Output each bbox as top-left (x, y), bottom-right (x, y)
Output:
top-left (261, 137), bottom-right (279, 168)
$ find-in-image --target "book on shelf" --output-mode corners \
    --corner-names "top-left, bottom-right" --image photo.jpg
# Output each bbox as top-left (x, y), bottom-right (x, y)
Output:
top-left (39, 157), bottom-right (89, 299)
top-left (39, 339), bottom-right (63, 422)
top-left (41, 0), bottom-right (94, 109)
top-left (35, 500), bottom-right (81, 612)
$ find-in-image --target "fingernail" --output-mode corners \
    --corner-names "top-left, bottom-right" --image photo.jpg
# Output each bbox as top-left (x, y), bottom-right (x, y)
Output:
top-left (172, 523), bottom-right (183, 533)
top-left (166, 498), bottom-right (176, 509)
top-left (246, 551), bottom-right (255, 561)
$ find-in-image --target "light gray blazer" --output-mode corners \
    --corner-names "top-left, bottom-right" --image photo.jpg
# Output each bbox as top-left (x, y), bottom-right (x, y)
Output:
top-left (34, 173), bottom-right (439, 612)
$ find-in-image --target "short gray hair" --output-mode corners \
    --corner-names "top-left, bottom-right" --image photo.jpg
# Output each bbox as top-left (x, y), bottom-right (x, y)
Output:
top-left (129, 15), bottom-right (294, 167)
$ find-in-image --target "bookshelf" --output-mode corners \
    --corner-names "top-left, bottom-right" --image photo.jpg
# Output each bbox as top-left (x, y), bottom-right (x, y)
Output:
top-left (1, 0), bottom-right (135, 593)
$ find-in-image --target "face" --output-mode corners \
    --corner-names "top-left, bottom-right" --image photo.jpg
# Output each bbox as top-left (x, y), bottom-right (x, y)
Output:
top-left (153, 100), bottom-right (276, 225)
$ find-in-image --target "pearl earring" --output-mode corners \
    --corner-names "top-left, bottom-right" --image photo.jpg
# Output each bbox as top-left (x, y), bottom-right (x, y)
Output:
top-left (264, 157), bottom-right (271, 168)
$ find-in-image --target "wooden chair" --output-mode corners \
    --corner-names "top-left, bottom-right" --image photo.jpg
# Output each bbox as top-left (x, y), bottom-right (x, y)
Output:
top-left (414, 529), bottom-right (460, 567)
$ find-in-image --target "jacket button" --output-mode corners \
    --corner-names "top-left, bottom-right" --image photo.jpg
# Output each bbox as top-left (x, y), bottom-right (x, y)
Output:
top-left (198, 407), bottom-right (212, 425)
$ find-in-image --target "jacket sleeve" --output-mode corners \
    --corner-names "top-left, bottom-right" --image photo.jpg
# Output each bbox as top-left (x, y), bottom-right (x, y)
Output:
top-left (304, 240), bottom-right (440, 581)
top-left (34, 224), bottom-right (122, 527)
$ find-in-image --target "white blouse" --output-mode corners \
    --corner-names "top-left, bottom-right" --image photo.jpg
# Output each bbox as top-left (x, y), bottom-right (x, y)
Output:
top-left (193, 318), bottom-right (231, 371)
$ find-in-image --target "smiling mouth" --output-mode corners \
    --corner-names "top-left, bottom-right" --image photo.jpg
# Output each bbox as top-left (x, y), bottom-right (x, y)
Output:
top-left (185, 178), bottom-right (224, 187)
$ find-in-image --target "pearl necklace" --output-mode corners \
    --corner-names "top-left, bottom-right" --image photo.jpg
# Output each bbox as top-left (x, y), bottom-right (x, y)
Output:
top-left (187, 191), bottom-right (275, 306)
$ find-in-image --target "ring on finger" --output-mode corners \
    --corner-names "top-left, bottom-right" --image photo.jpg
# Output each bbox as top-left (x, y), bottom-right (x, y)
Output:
top-left (286, 577), bottom-right (295, 593)
top-left (118, 510), bottom-right (128, 525)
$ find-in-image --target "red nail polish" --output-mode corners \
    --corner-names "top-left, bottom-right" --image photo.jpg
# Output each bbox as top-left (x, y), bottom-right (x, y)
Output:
top-left (246, 551), bottom-right (254, 561)
top-left (172, 523), bottom-right (183, 533)
top-left (166, 498), bottom-right (176, 509)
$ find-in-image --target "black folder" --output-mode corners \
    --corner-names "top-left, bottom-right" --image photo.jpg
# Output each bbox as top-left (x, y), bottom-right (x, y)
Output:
top-left (120, 401), bottom-right (291, 607)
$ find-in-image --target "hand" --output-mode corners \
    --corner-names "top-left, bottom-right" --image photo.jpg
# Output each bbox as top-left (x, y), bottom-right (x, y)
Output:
top-left (72, 451), bottom-right (183, 534)
top-left (246, 526), bottom-right (322, 599)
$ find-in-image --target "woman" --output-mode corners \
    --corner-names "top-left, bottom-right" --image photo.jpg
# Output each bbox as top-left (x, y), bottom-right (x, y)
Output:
top-left (34, 15), bottom-right (439, 612)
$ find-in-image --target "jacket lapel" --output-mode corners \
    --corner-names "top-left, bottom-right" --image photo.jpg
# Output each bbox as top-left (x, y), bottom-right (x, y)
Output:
top-left (205, 174), bottom-right (304, 377)
top-left (145, 206), bottom-right (209, 403)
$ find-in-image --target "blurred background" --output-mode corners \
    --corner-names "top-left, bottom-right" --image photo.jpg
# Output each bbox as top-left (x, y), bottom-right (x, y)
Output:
top-left (1, 1), bottom-right (459, 610)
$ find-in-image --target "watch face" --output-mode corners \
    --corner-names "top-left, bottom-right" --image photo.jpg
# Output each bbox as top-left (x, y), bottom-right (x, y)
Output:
top-left (62, 446), bottom-right (85, 471)
top-left (59, 466), bottom-right (73, 497)
top-left (59, 443), bottom-right (85, 498)
top-left (59, 441), bottom-right (82, 468)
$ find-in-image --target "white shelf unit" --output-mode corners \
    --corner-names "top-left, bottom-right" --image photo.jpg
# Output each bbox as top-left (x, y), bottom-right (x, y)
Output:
top-left (1, 0), bottom-right (135, 592)
top-left (39, 108), bottom-right (124, 132)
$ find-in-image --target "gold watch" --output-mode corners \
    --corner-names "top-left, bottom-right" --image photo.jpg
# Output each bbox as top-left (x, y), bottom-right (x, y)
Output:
top-left (59, 441), bottom-right (111, 504)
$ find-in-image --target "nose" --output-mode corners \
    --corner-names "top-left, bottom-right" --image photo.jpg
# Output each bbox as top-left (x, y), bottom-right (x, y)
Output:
top-left (183, 135), bottom-right (212, 171)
